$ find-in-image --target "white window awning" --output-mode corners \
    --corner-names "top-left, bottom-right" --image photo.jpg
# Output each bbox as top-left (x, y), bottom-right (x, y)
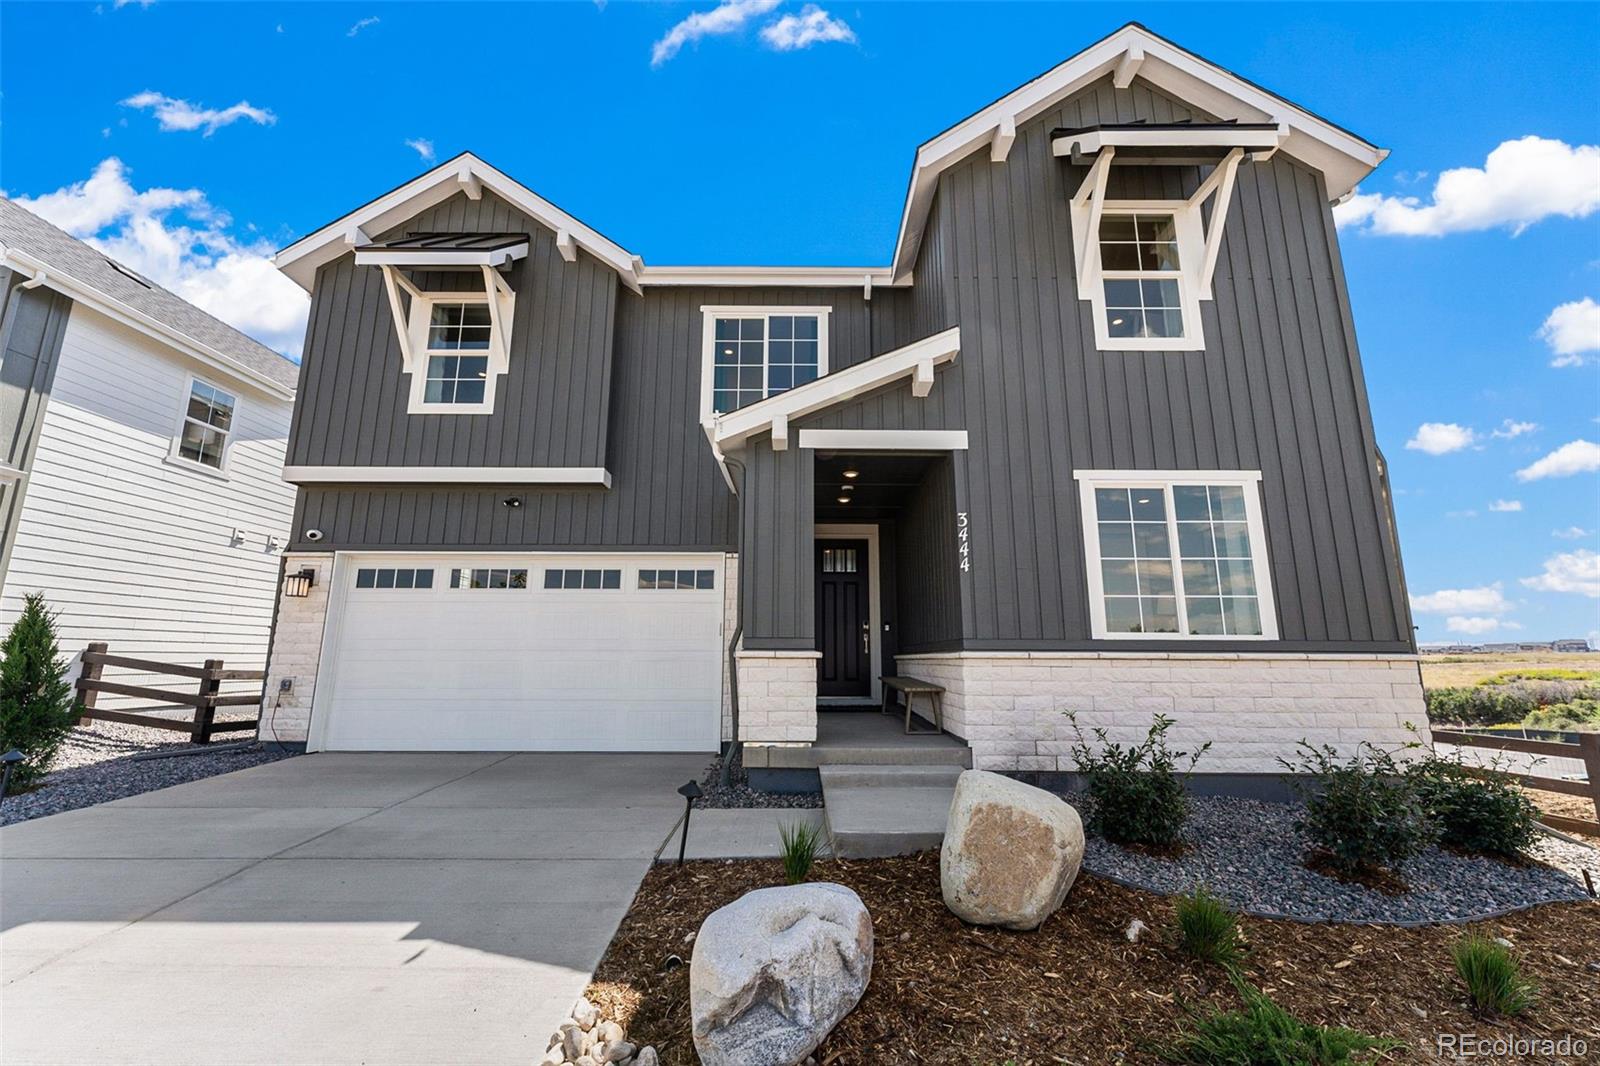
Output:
top-left (1052, 121), bottom-right (1288, 165)
top-left (353, 232), bottom-right (530, 269)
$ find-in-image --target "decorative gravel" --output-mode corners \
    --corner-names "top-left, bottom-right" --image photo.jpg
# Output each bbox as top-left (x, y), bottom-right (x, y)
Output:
top-left (1061, 792), bottom-right (1597, 925)
top-left (694, 752), bottom-right (823, 809)
top-left (0, 718), bottom-right (297, 826)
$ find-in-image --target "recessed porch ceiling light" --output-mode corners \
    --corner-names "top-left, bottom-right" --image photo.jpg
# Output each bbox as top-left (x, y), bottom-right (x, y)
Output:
top-left (842, 469), bottom-right (859, 479)
top-left (840, 484), bottom-right (854, 491)
top-left (837, 496), bottom-right (851, 504)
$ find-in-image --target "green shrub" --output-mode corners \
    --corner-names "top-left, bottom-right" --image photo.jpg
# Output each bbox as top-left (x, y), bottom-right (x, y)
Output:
top-left (1407, 756), bottom-right (1538, 859)
top-left (1483, 668), bottom-right (1600, 685)
top-left (1067, 712), bottom-right (1210, 849)
top-left (1522, 698), bottom-right (1600, 731)
top-left (1281, 742), bottom-right (1437, 876)
top-left (778, 819), bottom-right (822, 885)
top-left (0, 593), bottom-right (76, 793)
top-left (1167, 978), bottom-right (1395, 1064)
top-left (1452, 935), bottom-right (1534, 1018)
top-left (1174, 886), bottom-right (1242, 967)
top-left (1427, 681), bottom-right (1600, 727)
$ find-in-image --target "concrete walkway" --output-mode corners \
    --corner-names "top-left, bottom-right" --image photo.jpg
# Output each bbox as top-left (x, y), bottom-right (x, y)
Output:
top-left (0, 751), bottom-right (707, 1066)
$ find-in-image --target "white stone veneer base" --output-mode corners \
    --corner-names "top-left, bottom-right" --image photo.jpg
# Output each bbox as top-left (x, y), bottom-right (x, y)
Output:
top-left (258, 552), bottom-right (333, 745)
top-left (895, 652), bottom-right (1428, 774)
top-left (737, 649), bottom-right (821, 745)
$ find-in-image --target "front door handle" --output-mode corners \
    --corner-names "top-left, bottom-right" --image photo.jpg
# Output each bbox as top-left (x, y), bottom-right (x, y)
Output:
top-left (861, 623), bottom-right (870, 653)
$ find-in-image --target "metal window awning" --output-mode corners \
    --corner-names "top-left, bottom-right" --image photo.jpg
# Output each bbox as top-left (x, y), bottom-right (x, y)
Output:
top-left (353, 232), bottom-right (530, 268)
top-left (1051, 121), bottom-right (1287, 166)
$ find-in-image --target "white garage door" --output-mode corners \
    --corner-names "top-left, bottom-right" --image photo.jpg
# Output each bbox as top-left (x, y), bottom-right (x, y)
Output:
top-left (314, 555), bottom-right (725, 751)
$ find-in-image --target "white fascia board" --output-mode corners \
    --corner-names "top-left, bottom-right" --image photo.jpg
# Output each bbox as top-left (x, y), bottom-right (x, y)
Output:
top-left (0, 248), bottom-right (296, 402)
top-left (713, 326), bottom-right (960, 449)
top-left (274, 153), bottom-right (640, 293)
top-left (283, 465), bottom-right (613, 486)
top-left (1050, 126), bottom-right (1285, 156)
top-left (888, 24), bottom-right (1385, 281)
top-left (798, 429), bottom-right (969, 451)
top-left (353, 242), bottom-right (529, 268)
top-left (640, 265), bottom-right (903, 288)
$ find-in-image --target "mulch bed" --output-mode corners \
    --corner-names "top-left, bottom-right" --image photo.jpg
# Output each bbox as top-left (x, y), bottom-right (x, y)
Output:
top-left (589, 854), bottom-right (1600, 1065)
top-left (1530, 788), bottom-right (1600, 837)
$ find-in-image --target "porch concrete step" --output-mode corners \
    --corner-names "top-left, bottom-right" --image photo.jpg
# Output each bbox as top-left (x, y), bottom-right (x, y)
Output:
top-left (819, 764), bottom-right (963, 859)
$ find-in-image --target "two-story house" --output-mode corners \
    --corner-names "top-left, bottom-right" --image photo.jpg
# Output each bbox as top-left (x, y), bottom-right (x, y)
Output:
top-left (0, 198), bottom-right (298, 692)
top-left (263, 23), bottom-right (1424, 787)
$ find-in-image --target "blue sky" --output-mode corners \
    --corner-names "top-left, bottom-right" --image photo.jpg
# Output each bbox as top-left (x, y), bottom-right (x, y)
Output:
top-left (1, 1), bottom-right (1597, 644)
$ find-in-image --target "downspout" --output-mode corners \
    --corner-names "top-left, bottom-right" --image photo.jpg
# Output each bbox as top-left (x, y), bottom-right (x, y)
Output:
top-left (721, 454), bottom-right (746, 788)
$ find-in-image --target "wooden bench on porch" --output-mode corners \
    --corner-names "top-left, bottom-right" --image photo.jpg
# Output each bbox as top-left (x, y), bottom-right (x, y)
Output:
top-left (879, 675), bottom-right (946, 735)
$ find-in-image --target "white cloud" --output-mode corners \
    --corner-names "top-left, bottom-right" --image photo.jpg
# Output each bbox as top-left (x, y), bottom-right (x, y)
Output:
top-left (1540, 297), bottom-right (1600, 368)
top-left (1521, 549), bottom-right (1600, 598)
top-left (1405, 422), bottom-right (1476, 455)
top-left (121, 92), bottom-right (275, 137)
top-left (1411, 584), bottom-right (1512, 615)
top-left (1554, 526), bottom-right (1594, 539)
top-left (405, 138), bottom-right (435, 162)
top-left (1334, 136), bottom-right (1600, 236)
top-left (651, 0), bottom-right (779, 67)
top-left (1446, 616), bottom-right (1514, 636)
top-left (10, 158), bottom-right (308, 358)
top-left (1488, 499), bottom-right (1522, 512)
top-left (1516, 439), bottom-right (1600, 481)
top-left (347, 16), bottom-right (379, 37)
top-left (1490, 419), bottom-right (1537, 440)
top-left (759, 4), bottom-right (855, 50)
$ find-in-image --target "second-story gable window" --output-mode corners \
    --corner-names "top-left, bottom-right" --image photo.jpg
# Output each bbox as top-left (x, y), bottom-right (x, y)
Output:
top-left (423, 302), bottom-right (492, 405)
top-left (1099, 213), bottom-right (1186, 341)
top-left (700, 306), bottom-right (831, 419)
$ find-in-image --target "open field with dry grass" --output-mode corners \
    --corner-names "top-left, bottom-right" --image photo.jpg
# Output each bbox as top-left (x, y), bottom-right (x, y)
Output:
top-left (1420, 652), bottom-right (1600, 688)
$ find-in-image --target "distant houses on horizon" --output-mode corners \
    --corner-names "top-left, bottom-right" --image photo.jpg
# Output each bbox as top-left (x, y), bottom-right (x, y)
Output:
top-left (1419, 639), bottom-right (1595, 654)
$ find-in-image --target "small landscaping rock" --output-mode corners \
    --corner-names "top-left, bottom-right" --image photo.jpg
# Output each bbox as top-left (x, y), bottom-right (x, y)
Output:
top-left (572, 997), bottom-right (599, 1030)
top-left (1124, 918), bottom-right (1149, 943)
top-left (634, 1048), bottom-right (659, 1066)
top-left (690, 882), bottom-right (873, 1066)
top-left (941, 770), bottom-right (1085, 930)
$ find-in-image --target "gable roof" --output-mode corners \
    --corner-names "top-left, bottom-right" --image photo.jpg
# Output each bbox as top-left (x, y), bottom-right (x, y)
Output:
top-left (0, 198), bottom-right (299, 396)
top-left (275, 23), bottom-right (1384, 292)
top-left (274, 153), bottom-right (643, 293)
top-left (887, 22), bottom-right (1386, 282)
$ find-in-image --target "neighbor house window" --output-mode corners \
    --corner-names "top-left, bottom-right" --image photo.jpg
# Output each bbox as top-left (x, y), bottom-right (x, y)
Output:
top-left (449, 568), bottom-right (529, 589)
top-left (638, 569), bottom-right (715, 590)
top-left (355, 568), bottom-right (434, 589)
top-left (700, 307), bottom-right (830, 418)
top-left (544, 568), bottom-right (622, 590)
top-left (1076, 471), bottom-right (1276, 639)
top-left (422, 302), bottom-right (492, 406)
top-left (173, 378), bottom-right (236, 471)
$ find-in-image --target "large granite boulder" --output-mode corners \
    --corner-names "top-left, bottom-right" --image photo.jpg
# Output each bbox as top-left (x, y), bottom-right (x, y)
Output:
top-left (940, 769), bottom-right (1084, 930)
top-left (690, 882), bottom-right (873, 1066)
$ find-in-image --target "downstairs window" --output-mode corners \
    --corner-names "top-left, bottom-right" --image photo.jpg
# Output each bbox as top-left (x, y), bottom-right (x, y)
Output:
top-left (1076, 472), bottom-right (1277, 639)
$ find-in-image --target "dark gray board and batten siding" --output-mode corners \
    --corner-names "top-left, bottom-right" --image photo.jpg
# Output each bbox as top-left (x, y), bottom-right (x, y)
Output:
top-left (792, 75), bottom-right (1412, 654)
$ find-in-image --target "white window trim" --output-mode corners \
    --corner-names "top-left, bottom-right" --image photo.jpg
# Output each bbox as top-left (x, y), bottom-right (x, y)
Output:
top-left (1074, 200), bottom-right (1207, 353)
top-left (698, 305), bottom-right (831, 424)
top-left (1074, 469), bottom-right (1279, 641)
top-left (165, 373), bottom-right (238, 478)
top-left (380, 265), bottom-right (516, 416)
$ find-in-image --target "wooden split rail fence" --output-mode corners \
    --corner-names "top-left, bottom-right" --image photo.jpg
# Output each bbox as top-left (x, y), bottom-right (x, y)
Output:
top-left (75, 642), bottom-right (265, 744)
top-left (1431, 728), bottom-right (1600, 837)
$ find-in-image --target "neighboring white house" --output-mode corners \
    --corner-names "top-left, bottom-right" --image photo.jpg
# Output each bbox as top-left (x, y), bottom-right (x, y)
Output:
top-left (0, 198), bottom-right (300, 693)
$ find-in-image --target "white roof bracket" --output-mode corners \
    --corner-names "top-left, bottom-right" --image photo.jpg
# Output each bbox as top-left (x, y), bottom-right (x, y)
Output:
top-left (1192, 147), bottom-right (1245, 299)
top-left (1112, 44), bottom-right (1145, 89)
top-left (770, 413), bottom-right (789, 451)
top-left (911, 357), bottom-right (935, 398)
top-left (1071, 146), bottom-right (1116, 291)
top-left (990, 114), bottom-right (1017, 163)
top-left (555, 229), bottom-right (578, 263)
top-left (457, 166), bottom-right (483, 200)
top-left (379, 265), bottom-right (415, 368)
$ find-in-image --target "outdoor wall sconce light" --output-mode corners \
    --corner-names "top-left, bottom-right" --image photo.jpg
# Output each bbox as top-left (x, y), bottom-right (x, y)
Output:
top-left (501, 496), bottom-right (523, 509)
top-left (283, 567), bottom-right (317, 598)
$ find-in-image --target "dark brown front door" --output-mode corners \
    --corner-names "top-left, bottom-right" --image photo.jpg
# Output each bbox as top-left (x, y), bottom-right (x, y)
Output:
top-left (816, 539), bottom-right (871, 698)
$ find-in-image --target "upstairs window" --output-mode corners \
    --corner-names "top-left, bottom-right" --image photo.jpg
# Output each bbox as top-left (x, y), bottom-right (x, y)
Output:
top-left (701, 307), bottom-right (830, 418)
top-left (1099, 213), bottom-right (1186, 341)
top-left (423, 302), bottom-right (492, 406)
top-left (1076, 471), bottom-right (1277, 640)
top-left (172, 377), bottom-right (236, 472)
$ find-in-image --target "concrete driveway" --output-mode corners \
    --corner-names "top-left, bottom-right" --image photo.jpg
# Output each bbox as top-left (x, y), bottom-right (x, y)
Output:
top-left (0, 751), bottom-right (709, 1065)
